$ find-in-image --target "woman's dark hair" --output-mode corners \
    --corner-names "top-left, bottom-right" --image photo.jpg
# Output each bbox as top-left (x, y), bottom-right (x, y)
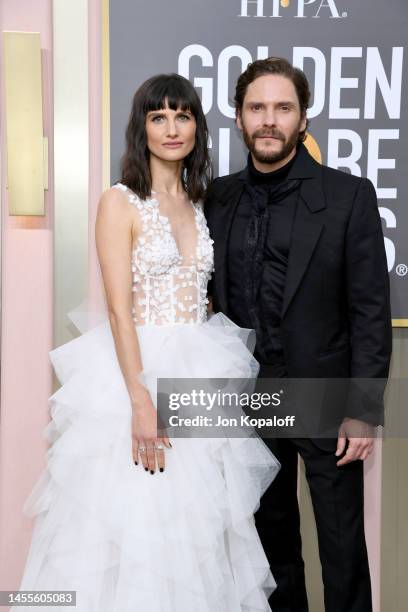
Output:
top-left (234, 57), bottom-right (310, 143)
top-left (120, 73), bottom-right (212, 202)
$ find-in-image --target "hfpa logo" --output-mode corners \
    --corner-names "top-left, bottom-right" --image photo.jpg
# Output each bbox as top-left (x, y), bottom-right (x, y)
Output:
top-left (239, 0), bottom-right (348, 19)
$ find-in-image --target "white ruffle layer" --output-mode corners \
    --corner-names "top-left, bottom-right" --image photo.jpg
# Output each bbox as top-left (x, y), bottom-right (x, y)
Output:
top-left (15, 314), bottom-right (280, 611)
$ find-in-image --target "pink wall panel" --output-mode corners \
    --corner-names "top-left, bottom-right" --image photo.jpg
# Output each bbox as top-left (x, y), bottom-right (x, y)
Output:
top-left (0, 0), bottom-right (54, 590)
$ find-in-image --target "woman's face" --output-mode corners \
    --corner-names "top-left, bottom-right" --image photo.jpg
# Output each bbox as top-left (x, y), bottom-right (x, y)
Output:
top-left (145, 100), bottom-right (197, 163)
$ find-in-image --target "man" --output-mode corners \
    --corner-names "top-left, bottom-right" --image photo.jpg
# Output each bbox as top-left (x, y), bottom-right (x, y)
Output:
top-left (205, 57), bottom-right (392, 612)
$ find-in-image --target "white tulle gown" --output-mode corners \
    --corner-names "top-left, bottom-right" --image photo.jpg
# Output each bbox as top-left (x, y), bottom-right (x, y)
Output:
top-left (15, 183), bottom-right (280, 611)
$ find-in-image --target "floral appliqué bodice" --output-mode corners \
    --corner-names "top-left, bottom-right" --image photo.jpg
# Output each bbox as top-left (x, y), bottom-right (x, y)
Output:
top-left (113, 183), bottom-right (214, 325)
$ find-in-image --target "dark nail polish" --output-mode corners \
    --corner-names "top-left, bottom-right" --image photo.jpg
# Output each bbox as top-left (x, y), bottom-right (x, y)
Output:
top-left (145, 467), bottom-right (148, 471)
top-left (150, 470), bottom-right (155, 475)
top-left (160, 468), bottom-right (164, 472)
top-left (134, 461), bottom-right (138, 465)
top-left (169, 442), bottom-right (172, 447)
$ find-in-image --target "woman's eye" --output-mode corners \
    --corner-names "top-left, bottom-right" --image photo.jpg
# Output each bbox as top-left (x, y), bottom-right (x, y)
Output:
top-left (151, 115), bottom-right (164, 123)
top-left (252, 105), bottom-right (261, 112)
top-left (178, 114), bottom-right (191, 121)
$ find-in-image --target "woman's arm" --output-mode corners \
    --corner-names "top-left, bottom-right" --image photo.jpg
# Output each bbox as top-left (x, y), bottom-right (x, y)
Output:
top-left (96, 188), bottom-right (145, 403)
top-left (95, 188), bottom-right (170, 472)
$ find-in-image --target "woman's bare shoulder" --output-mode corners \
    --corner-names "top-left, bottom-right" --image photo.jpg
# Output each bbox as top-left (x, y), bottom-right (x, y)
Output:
top-left (96, 185), bottom-right (143, 243)
top-left (97, 185), bottom-right (136, 221)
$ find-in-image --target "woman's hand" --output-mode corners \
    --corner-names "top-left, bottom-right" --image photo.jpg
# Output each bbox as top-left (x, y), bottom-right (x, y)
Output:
top-left (207, 296), bottom-right (213, 315)
top-left (131, 386), bottom-right (171, 474)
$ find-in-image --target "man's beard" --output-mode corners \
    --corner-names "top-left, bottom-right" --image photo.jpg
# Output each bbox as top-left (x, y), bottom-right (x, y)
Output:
top-left (242, 122), bottom-right (301, 165)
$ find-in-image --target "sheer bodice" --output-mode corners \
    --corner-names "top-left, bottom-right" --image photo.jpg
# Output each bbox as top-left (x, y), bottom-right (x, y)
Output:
top-left (113, 183), bottom-right (214, 326)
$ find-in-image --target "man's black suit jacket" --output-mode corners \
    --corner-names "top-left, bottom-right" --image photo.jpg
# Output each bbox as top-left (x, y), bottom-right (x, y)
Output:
top-left (205, 144), bottom-right (392, 429)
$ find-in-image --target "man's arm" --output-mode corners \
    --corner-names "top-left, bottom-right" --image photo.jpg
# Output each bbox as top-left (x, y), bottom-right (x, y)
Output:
top-left (336, 177), bottom-right (392, 464)
top-left (340, 178), bottom-right (392, 431)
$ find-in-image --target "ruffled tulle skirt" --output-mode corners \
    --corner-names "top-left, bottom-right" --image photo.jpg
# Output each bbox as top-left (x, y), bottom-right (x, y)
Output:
top-left (15, 313), bottom-right (280, 611)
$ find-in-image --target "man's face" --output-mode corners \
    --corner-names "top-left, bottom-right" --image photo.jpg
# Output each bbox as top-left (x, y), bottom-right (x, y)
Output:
top-left (237, 74), bottom-right (307, 165)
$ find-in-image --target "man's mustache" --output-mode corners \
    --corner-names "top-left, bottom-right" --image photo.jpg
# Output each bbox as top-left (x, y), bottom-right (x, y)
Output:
top-left (253, 129), bottom-right (285, 140)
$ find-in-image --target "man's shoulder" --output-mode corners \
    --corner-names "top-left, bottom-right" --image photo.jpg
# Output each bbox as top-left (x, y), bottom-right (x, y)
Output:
top-left (210, 171), bottom-right (244, 191)
top-left (296, 143), bottom-right (361, 191)
top-left (313, 159), bottom-right (367, 205)
top-left (205, 171), bottom-right (245, 207)
top-left (320, 162), bottom-right (362, 189)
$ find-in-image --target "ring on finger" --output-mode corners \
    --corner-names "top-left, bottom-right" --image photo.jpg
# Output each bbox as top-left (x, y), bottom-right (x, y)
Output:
top-left (155, 444), bottom-right (164, 451)
top-left (139, 447), bottom-right (146, 453)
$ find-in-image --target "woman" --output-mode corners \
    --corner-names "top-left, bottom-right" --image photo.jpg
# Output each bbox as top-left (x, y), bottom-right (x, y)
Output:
top-left (15, 74), bottom-right (280, 611)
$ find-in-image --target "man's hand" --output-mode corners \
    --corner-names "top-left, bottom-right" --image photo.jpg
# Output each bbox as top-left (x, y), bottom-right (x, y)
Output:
top-left (335, 418), bottom-right (375, 466)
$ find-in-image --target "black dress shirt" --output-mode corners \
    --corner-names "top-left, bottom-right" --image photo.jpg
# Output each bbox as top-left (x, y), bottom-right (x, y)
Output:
top-left (227, 151), bottom-right (300, 375)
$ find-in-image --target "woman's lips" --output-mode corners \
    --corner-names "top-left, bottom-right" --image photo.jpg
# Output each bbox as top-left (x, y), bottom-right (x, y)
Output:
top-left (163, 142), bottom-right (183, 148)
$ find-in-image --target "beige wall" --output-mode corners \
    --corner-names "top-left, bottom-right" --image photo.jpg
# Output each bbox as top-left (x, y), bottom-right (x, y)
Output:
top-left (381, 329), bottom-right (408, 612)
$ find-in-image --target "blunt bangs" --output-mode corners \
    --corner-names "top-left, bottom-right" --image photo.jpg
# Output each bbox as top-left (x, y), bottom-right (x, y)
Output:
top-left (143, 75), bottom-right (197, 116)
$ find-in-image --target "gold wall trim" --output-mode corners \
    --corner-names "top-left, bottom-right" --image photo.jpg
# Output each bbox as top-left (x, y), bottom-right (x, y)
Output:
top-left (102, 0), bottom-right (110, 190)
top-left (4, 32), bottom-right (45, 216)
top-left (393, 319), bottom-right (408, 328)
top-left (53, 0), bottom-right (89, 347)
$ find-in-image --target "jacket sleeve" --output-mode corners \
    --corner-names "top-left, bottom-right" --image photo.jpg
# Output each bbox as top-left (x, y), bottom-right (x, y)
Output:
top-left (344, 177), bottom-right (392, 424)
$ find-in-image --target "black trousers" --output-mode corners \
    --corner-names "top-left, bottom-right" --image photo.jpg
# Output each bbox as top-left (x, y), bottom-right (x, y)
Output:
top-left (255, 437), bottom-right (372, 612)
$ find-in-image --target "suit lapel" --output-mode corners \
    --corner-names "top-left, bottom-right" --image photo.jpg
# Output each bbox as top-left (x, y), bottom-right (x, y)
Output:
top-left (212, 180), bottom-right (245, 313)
top-left (281, 174), bottom-right (326, 319)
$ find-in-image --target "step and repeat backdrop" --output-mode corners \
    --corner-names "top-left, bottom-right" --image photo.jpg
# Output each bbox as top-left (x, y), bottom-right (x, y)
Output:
top-left (108, 0), bottom-right (407, 320)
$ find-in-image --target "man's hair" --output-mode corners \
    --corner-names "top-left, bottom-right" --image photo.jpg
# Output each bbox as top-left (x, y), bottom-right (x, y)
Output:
top-left (234, 57), bottom-right (310, 143)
